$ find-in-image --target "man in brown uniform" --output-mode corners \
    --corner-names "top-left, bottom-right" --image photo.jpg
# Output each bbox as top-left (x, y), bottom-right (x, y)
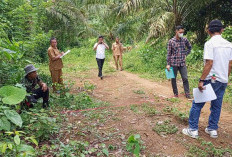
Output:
top-left (112, 37), bottom-right (126, 71)
top-left (47, 38), bottom-right (64, 92)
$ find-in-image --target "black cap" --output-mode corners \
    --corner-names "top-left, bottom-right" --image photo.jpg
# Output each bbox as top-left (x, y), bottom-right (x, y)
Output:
top-left (208, 20), bottom-right (223, 29)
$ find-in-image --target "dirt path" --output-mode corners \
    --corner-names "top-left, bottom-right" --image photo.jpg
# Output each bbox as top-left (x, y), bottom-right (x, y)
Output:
top-left (73, 67), bottom-right (232, 132)
top-left (65, 64), bottom-right (232, 156)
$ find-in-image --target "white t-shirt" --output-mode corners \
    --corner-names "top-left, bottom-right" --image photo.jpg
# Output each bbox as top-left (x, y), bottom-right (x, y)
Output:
top-left (204, 35), bottom-right (232, 83)
top-left (94, 43), bottom-right (107, 59)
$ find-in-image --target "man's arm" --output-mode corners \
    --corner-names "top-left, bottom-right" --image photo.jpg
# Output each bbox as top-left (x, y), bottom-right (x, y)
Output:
top-left (38, 79), bottom-right (48, 92)
top-left (103, 42), bottom-right (109, 49)
top-left (198, 60), bottom-right (213, 91)
top-left (166, 40), bottom-right (172, 70)
top-left (48, 49), bottom-right (63, 61)
top-left (228, 60), bottom-right (232, 76)
top-left (185, 38), bottom-right (192, 55)
top-left (111, 43), bottom-right (115, 51)
top-left (93, 43), bottom-right (99, 51)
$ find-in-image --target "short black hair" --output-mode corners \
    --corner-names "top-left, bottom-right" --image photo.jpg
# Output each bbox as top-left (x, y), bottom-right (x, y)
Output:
top-left (50, 37), bottom-right (57, 43)
top-left (208, 27), bottom-right (223, 34)
top-left (98, 36), bottom-right (104, 39)
top-left (175, 25), bottom-right (184, 31)
top-left (208, 20), bottom-right (223, 34)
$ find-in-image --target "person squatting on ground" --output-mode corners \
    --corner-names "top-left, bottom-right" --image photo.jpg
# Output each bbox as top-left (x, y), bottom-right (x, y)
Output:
top-left (182, 20), bottom-right (232, 139)
top-left (93, 36), bottom-right (109, 80)
top-left (47, 37), bottom-right (64, 92)
top-left (22, 64), bottom-right (49, 108)
top-left (112, 37), bottom-right (126, 71)
top-left (166, 25), bottom-right (192, 99)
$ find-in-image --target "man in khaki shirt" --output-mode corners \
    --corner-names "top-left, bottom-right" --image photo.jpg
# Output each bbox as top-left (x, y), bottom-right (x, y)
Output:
top-left (112, 37), bottom-right (126, 71)
top-left (47, 38), bottom-right (64, 92)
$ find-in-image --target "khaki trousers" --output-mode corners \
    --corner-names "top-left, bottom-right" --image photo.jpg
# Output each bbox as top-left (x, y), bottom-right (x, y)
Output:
top-left (50, 69), bottom-right (63, 91)
top-left (113, 55), bottom-right (123, 70)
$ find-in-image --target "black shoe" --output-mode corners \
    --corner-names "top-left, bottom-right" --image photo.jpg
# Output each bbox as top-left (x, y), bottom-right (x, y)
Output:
top-left (43, 102), bottom-right (49, 108)
top-left (186, 94), bottom-right (193, 100)
top-left (100, 76), bottom-right (103, 80)
top-left (28, 95), bottom-right (37, 103)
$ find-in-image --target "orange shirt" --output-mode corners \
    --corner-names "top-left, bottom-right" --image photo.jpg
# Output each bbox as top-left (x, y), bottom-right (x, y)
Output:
top-left (112, 42), bottom-right (124, 56)
top-left (47, 46), bottom-right (63, 70)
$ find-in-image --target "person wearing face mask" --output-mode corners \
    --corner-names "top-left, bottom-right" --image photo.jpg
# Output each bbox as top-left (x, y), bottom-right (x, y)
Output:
top-left (166, 25), bottom-right (192, 99)
top-left (182, 20), bottom-right (232, 139)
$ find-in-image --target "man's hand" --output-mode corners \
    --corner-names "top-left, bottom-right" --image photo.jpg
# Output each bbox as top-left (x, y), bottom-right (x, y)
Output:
top-left (166, 65), bottom-right (171, 71)
top-left (102, 42), bottom-right (109, 49)
top-left (57, 52), bottom-right (64, 58)
top-left (41, 83), bottom-right (48, 92)
top-left (198, 81), bottom-right (204, 92)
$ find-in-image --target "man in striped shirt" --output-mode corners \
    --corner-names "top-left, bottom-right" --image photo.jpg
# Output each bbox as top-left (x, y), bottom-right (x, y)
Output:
top-left (166, 25), bottom-right (192, 99)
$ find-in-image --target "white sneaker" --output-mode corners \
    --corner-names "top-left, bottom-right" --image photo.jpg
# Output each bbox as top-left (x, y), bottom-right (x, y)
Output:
top-left (182, 128), bottom-right (199, 139)
top-left (205, 128), bottom-right (218, 138)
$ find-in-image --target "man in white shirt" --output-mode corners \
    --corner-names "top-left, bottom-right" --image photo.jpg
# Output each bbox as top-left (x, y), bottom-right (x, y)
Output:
top-left (93, 36), bottom-right (109, 79)
top-left (182, 20), bottom-right (232, 139)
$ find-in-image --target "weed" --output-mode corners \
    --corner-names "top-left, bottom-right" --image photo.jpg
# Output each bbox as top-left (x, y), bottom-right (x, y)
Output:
top-left (83, 81), bottom-right (95, 92)
top-left (141, 103), bottom-right (158, 116)
top-left (133, 89), bottom-right (145, 94)
top-left (186, 139), bottom-right (232, 157)
top-left (130, 104), bottom-right (140, 113)
top-left (166, 97), bottom-right (181, 103)
top-left (126, 134), bottom-right (143, 157)
top-left (153, 120), bottom-right (178, 135)
top-left (163, 106), bottom-right (189, 122)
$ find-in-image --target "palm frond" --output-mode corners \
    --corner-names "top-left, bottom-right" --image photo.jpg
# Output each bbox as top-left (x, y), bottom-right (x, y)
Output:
top-left (146, 11), bottom-right (175, 42)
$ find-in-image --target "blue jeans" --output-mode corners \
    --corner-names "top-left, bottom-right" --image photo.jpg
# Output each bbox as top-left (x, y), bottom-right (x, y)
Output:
top-left (189, 80), bottom-right (227, 130)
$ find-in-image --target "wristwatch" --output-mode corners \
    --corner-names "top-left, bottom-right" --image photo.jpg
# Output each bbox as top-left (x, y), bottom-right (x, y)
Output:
top-left (199, 79), bottom-right (204, 82)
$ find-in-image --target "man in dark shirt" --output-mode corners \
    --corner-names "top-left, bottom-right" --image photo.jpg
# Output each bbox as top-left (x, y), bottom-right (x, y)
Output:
top-left (22, 64), bottom-right (49, 108)
top-left (166, 25), bottom-right (192, 99)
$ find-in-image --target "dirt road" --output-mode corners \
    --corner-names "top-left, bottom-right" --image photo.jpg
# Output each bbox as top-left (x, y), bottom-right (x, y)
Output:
top-left (65, 65), bottom-right (232, 156)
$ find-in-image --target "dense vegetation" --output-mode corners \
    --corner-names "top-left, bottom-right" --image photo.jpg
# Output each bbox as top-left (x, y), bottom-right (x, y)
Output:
top-left (0, 0), bottom-right (232, 156)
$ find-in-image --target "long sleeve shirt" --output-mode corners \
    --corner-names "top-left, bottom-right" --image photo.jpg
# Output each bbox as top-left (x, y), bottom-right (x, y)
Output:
top-left (167, 37), bottom-right (192, 67)
top-left (48, 46), bottom-right (63, 71)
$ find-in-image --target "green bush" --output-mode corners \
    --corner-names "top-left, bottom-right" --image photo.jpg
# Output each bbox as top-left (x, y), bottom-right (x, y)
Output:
top-left (222, 26), bottom-right (232, 42)
top-left (23, 31), bottom-right (53, 63)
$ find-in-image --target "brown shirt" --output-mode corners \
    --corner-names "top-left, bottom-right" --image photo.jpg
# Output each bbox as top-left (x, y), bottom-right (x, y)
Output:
top-left (112, 42), bottom-right (124, 56)
top-left (48, 46), bottom-right (63, 70)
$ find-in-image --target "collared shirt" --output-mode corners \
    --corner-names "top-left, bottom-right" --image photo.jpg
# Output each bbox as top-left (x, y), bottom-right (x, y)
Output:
top-left (94, 43), bottom-right (108, 59)
top-left (112, 42), bottom-right (123, 56)
top-left (204, 35), bottom-right (232, 83)
top-left (21, 76), bottom-right (41, 93)
top-left (167, 37), bottom-right (192, 66)
top-left (48, 46), bottom-right (63, 70)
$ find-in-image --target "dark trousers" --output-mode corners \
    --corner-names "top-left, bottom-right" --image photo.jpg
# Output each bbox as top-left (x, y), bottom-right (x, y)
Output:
top-left (171, 66), bottom-right (190, 95)
top-left (27, 88), bottom-right (49, 104)
top-left (96, 58), bottom-right (105, 77)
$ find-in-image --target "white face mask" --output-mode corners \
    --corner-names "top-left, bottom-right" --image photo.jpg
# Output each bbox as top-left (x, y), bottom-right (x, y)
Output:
top-left (178, 33), bottom-right (184, 38)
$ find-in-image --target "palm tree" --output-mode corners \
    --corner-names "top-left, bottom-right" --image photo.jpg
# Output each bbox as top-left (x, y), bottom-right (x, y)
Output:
top-left (118, 0), bottom-right (214, 42)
